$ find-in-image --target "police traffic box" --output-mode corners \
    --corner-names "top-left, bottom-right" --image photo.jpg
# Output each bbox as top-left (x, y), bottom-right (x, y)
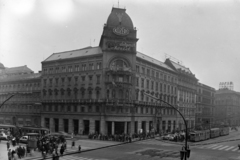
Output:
top-left (27, 133), bottom-right (39, 150)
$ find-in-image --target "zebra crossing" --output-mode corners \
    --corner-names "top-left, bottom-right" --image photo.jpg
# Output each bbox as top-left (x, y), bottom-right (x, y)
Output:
top-left (197, 144), bottom-right (240, 152)
top-left (58, 155), bottom-right (108, 160)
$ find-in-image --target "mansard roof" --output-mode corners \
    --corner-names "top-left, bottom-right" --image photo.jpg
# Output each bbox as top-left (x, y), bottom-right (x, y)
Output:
top-left (136, 51), bottom-right (175, 72)
top-left (43, 46), bottom-right (102, 62)
top-left (4, 65), bottom-right (33, 74)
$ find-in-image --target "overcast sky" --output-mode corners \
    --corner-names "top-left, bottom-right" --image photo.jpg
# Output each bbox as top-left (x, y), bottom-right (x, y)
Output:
top-left (0, 0), bottom-right (240, 91)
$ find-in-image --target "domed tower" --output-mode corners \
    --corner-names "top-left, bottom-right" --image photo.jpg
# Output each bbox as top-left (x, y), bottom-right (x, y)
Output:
top-left (0, 62), bottom-right (5, 70)
top-left (0, 62), bottom-right (5, 74)
top-left (100, 7), bottom-right (138, 122)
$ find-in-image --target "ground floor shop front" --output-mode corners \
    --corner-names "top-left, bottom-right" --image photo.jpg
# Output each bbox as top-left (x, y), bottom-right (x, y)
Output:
top-left (41, 114), bottom-right (180, 135)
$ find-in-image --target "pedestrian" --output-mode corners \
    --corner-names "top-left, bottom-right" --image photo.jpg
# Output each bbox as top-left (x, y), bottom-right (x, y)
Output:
top-left (78, 145), bottom-right (81, 152)
top-left (8, 149), bottom-right (12, 160)
top-left (60, 145), bottom-right (64, 156)
top-left (22, 147), bottom-right (25, 158)
top-left (7, 140), bottom-right (10, 150)
top-left (71, 140), bottom-right (75, 148)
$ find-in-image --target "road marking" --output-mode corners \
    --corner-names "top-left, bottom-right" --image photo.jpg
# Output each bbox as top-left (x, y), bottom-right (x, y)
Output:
top-left (212, 145), bottom-right (223, 149)
top-left (231, 148), bottom-right (239, 151)
top-left (205, 144), bottom-right (218, 149)
top-left (218, 146), bottom-right (229, 150)
top-left (225, 146), bottom-right (235, 151)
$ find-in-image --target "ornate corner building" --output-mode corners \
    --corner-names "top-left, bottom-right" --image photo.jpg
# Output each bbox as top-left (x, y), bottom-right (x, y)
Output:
top-left (40, 7), bottom-right (186, 135)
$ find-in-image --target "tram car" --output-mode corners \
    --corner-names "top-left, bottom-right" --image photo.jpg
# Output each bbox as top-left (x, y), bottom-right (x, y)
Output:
top-left (210, 128), bottom-right (220, 138)
top-left (219, 127), bottom-right (229, 136)
top-left (190, 127), bottom-right (229, 142)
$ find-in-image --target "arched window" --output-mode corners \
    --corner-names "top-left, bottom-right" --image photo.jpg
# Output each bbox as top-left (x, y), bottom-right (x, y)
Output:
top-left (109, 59), bottom-right (130, 71)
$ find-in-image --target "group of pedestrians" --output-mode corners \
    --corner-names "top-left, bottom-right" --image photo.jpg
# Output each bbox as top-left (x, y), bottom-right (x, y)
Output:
top-left (39, 135), bottom-right (67, 159)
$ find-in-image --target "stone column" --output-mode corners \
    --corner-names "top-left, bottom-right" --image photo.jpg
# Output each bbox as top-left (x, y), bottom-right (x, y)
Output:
top-left (124, 121), bottom-right (127, 134)
top-left (100, 116), bottom-right (106, 134)
top-left (50, 118), bottom-right (54, 133)
top-left (59, 118), bottom-right (63, 132)
top-left (41, 116), bottom-right (45, 128)
top-left (79, 119), bottom-right (83, 135)
top-left (112, 121), bottom-right (115, 135)
top-left (90, 119), bottom-right (95, 133)
top-left (69, 119), bottom-right (73, 134)
top-left (138, 121), bottom-right (142, 133)
top-left (146, 121), bottom-right (149, 133)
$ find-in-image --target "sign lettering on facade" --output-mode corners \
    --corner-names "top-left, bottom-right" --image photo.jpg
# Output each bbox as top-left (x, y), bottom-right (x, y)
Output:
top-left (106, 41), bottom-right (135, 52)
top-left (219, 81), bottom-right (234, 90)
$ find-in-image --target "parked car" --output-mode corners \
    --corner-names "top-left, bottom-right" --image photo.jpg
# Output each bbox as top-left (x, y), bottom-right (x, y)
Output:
top-left (0, 132), bottom-right (9, 140)
top-left (20, 136), bottom-right (28, 143)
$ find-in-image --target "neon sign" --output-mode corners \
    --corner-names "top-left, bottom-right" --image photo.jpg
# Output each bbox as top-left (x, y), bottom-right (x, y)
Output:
top-left (106, 41), bottom-right (135, 52)
top-left (113, 26), bottom-right (129, 36)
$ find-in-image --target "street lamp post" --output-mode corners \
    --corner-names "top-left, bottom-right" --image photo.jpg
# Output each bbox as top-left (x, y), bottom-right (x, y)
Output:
top-left (144, 93), bottom-right (189, 160)
top-left (0, 94), bottom-right (15, 109)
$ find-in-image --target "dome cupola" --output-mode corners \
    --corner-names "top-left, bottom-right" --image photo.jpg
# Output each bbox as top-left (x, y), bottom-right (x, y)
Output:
top-left (106, 7), bottom-right (134, 30)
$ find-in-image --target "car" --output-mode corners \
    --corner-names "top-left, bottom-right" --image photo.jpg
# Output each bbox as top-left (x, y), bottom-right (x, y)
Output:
top-left (0, 132), bottom-right (9, 140)
top-left (20, 136), bottom-right (28, 143)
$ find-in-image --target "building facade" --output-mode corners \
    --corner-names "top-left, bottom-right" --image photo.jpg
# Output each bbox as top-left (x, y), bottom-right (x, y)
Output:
top-left (0, 63), bottom-right (41, 127)
top-left (195, 82), bottom-right (215, 130)
top-left (40, 7), bottom-right (180, 135)
top-left (165, 59), bottom-right (198, 131)
top-left (214, 88), bottom-right (240, 127)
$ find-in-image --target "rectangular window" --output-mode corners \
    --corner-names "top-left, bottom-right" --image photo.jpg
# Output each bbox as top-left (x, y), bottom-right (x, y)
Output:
top-left (55, 78), bottom-right (59, 85)
top-left (97, 62), bottom-right (102, 70)
top-left (164, 84), bottom-right (166, 92)
top-left (156, 82), bottom-right (158, 91)
top-left (75, 76), bottom-right (78, 83)
top-left (68, 77), bottom-right (71, 83)
top-left (43, 79), bottom-right (47, 86)
top-left (82, 76), bottom-right (85, 82)
top-left (142, 67), bottom-right (145, 74)
top-left (82, 64), bottom-right (86, 71)
top-left (96, 106), bottom-right (100, 112)
top-left (62, 67), bottom-right (66, 72)
top-left (81, 107), bottom-right (85, 112)
top-left (156, 72), bottom-right (159, 79)
top-left (89, 63), bottom-right (94, 70)
top-left (61, 77), bottom-right (65, 83)
top-left (49, 79), bottom-right (52, 85)
top-left (67, 106), bottom-right (71, 112)
top-left (136, 65), bottom-right (139, 73)
top-left (89, 75), bottom-right (93, 81)
top-left (151, 81), bottom-right (154, 90)
top-left (152, 70), bottom-right (154, 77)
top-left (147, 69), bottom-right (150, 76)
top-left (136, 77), bottom-right (139, 86)
top-left (147, 80), bottom-right (149, 89)
top-left (97, 75), bottom-right (100, 84)
top-left (68, 66), bottom-right (72, 72)
top-left (75, 65), bottom-right (79, 71)
top-left (141, 78), bottom-right (144, 88)
top-left (74, 105), bottom-right (77, 112)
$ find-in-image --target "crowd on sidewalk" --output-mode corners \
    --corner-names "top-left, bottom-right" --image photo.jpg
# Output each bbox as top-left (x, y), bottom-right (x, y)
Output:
top-left (88, 131), bottom-right (155, 142)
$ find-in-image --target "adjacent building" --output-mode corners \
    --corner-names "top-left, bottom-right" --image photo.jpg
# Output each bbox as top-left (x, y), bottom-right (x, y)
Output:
top-left (164, 59), bottom-right (198, 131)
top-left (195, 82), bottom-right (215, 130)
top-left (0, 63), bottom-right (42, 127)
top-left (214, 88), bottom-right (240, 127)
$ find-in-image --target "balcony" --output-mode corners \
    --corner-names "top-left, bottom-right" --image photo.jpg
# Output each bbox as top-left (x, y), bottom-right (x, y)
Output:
top-left (105, 67), bottom-right (132, 75)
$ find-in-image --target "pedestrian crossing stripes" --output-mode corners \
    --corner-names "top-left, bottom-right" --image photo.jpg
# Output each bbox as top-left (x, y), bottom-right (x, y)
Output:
top-left (59, 155), bottom-right (108, 160)
top-left (197, 144), bottom-right (240, 152)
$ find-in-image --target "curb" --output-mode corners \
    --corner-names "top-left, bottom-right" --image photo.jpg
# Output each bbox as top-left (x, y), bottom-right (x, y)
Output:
top-left (23, 138), bottom-right (154, 160)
